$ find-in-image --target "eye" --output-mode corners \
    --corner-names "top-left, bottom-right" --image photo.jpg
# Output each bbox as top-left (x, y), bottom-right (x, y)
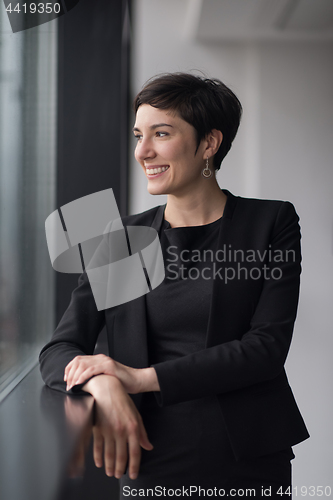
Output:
top-left (133, 134), bottom-right (142, 141)
top-left (156, 131), bottom-right (168, 138)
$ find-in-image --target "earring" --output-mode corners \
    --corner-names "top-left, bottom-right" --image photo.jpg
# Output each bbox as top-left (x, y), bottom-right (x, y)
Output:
top-left (202, 157), bottom-right (213, 178)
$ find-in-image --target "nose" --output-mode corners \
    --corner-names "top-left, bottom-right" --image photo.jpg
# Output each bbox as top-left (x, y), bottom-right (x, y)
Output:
top-left (135, 137), bottom-right (156, 162)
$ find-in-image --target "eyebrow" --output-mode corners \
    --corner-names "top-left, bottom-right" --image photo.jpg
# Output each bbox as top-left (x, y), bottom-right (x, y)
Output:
top-left (132, 123), bottom-right (174, 132)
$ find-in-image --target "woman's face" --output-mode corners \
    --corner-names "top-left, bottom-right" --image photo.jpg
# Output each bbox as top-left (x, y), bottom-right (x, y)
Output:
top-left (133, 104), bottom-right (207, 197)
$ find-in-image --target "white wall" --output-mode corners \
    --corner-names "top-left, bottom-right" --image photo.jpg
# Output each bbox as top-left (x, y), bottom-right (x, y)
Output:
top-left (259, 42), bottom-right (333, 486)
top-left (130, 0), bottom-right (333, 491)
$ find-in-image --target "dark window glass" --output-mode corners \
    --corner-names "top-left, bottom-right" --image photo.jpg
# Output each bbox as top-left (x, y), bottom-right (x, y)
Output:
top-left (0, 11), bottom-right (57, 400)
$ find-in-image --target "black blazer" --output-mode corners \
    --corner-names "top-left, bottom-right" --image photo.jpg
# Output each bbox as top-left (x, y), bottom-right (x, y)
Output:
top-left (39, 189), bottom-right (309, 460)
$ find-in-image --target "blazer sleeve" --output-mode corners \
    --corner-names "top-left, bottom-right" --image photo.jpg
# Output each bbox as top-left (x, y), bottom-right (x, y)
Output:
top-left (39, 271), bottom-right (105, 395)
top-left (152, 201), bottom-right (302, 407)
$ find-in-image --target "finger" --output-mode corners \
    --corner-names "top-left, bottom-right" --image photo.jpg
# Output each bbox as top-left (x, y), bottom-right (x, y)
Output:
top-left (67, 362), bottom-right (90, 390)
top-left (64, 355), bottom-right (85, 378)
top-left (93, 427), bottom-right (104, 468)
top-left (137, 417), bottom-right (154, 451)
top-left (72, 366), bottom-right (101, 387)
top-left (104, 436), bottom-right (116, 477)
top-left (114, 436), bottom-right (128, 479)
top-left (127, 434), bottom-right (141, 480)
top-left (65, 358), bottom-right (82, 389)
top-left (64, 358), bottom-right (76, 381)
top-left (66, 365), bottom-right (83, 391)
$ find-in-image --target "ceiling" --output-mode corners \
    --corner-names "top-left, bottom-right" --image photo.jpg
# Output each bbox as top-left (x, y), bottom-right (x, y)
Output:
top-left (184, 0), bottom-right (333, 41)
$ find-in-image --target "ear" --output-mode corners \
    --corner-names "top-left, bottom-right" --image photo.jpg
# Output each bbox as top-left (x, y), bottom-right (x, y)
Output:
top-left (203, 129), bottom-right (223, 160)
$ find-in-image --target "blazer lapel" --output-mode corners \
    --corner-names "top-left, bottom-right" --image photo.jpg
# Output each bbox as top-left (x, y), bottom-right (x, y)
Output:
top-left (205, 189), bottom-right (239, 348)
top-left (115, 204), bottom-right (166, 370)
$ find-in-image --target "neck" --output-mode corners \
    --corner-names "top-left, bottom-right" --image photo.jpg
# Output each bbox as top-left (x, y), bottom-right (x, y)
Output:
top-left (164, 180), bottom-right (227, 228)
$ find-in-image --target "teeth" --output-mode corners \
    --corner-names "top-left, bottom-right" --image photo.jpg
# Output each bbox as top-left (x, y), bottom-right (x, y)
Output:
top-left (146, 166), bottom-right (169, 175)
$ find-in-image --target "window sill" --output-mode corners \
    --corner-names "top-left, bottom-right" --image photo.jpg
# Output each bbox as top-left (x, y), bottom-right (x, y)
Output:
top-left (0, 364), bottom-right (97, 500)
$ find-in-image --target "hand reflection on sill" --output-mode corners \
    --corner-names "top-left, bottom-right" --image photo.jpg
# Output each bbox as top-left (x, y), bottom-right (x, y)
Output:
top-left (64, 395), bottom-right (94, 479)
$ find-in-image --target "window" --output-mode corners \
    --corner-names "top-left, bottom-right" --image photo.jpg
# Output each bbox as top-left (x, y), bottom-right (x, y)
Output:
top-left (0, 9), bottom-right (57, 400)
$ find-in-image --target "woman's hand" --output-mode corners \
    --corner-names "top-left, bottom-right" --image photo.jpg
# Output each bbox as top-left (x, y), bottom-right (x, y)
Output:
top-left (83, 374), bottom-right (153, 480)
top-left (64, 354), bottom-right (160, 394)
top-left (64, 353), bottom-right (121, 391)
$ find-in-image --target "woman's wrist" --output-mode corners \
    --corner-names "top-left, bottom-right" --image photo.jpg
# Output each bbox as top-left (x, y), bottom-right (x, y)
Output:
top-left (107, 363), bottom-right (160, 394)
top-left (81, 367), bottom-right (160, 396)
top-left (82, 373), bottom-right (119, 397)
top-left (139, 367), bottom-right (160, 393)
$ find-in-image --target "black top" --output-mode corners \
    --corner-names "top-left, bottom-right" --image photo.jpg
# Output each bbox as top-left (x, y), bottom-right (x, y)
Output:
top-left (134, 214), bottom-right (234, 486)
top-left (146, 215), bottom-right (222, 366)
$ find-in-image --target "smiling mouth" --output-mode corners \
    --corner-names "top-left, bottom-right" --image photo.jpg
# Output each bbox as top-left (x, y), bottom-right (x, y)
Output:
top-left (145, 165), bottom-right (169, 176)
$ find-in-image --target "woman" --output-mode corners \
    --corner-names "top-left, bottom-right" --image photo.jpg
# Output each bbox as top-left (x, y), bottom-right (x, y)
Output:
top-left (39, 73), bottom-right (309, 498)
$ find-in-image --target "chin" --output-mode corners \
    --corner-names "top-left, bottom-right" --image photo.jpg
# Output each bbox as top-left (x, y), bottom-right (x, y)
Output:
top-left (147, 186), bottom-right (167, 196)
top-left (147, 181), bottom-right (168, 196)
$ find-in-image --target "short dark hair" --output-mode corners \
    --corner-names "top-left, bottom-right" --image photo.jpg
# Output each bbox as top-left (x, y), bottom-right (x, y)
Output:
top-left (133, 72), bottom-right (242, 170)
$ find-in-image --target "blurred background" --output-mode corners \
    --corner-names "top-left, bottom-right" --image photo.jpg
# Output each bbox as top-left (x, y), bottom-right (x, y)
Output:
top-left (0, 0), bottom-right (332, 496)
